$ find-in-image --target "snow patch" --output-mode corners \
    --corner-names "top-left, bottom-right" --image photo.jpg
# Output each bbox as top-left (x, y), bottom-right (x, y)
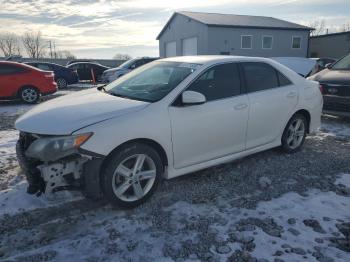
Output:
top-left (0, 181), bottom-right (83, 216)
top-left (336, 173), bottom-right (350, 188)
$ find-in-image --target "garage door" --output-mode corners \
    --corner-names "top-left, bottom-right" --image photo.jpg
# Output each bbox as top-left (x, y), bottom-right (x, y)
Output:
top-left (165, 41), bottom-right (176, 57)
top-left (182, 37), bottom-right (197, 56)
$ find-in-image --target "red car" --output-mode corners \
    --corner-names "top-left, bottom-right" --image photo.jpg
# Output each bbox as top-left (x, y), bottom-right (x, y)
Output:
top-left (0, 61), bottom-right (57, 103)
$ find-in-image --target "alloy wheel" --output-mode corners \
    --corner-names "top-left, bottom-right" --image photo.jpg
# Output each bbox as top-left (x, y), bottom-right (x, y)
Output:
top-left (56, 78), bottom-right (67, 89)
top-left (112, 154), bottom-right (157, 202)
top-left (21, 88), bottom-right (38, 103)
top-left (286, 118), bottom-right (305, 149)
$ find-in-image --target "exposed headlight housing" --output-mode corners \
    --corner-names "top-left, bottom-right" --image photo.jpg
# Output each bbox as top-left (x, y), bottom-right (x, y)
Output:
top-left (25, 133), bottom-right (92, 162)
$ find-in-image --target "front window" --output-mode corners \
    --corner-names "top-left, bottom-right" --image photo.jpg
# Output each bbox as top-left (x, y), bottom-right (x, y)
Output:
top-left (292, 36), bottom-right (301, 49)
top-left (119, 59), bottom-right (137, 69)
top-left (330, 54), bottom-right (350, 70)
top-left (105, 61), bottom-right (199, 102)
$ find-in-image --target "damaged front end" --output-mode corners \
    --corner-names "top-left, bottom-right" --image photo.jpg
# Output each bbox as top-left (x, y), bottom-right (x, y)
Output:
top-left (16, 132), bottom-right (104, 199)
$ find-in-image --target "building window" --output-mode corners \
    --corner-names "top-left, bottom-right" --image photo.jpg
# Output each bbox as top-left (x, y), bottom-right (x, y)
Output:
top-left (262, 36), bottom-right (273, 49)
top-left (292, 36), bottom-right (301, 49)
top-left (241, 35), bottom-right (252, 49)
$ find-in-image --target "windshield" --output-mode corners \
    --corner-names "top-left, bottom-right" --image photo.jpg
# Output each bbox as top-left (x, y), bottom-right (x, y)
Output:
top-left (119, 59), bottom-right (137, 69)
top-left (331, 54), bottom-right (350, 70)
top-left (105, 61), bottom-right (200, 102)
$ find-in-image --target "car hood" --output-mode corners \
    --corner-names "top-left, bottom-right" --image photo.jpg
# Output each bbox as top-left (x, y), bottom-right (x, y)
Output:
top-left (308, 69), bottom-right (350, 85)
top-left (15, 88), bottom-right (149, 135)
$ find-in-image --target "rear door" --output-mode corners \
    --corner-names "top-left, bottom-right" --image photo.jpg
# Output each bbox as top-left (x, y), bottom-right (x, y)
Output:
top-left (242, 62), bottom-right (298, 149)
top-left (0, 64), bottom-right (28, 97)
top-left (169, 62), bottom-right (249, 168)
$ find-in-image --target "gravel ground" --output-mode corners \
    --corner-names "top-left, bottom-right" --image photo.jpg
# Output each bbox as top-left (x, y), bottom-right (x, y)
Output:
top-left (0, 94), bottom-right (349, 261)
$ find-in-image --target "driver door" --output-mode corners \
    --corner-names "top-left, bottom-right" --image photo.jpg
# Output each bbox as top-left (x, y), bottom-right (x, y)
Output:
top-left (168, 63), bottom-right (249, 169)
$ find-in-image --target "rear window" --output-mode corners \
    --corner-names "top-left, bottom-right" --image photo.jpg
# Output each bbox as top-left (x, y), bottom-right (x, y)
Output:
top-left (277, 71), bottom-right (292, 86)
top-left (37, 64), bottom-right (51, 71)
top-left (0, 64), bottom-right (26, 75)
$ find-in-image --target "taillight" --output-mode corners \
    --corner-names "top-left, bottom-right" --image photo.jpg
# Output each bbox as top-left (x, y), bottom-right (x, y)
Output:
top-left (44, 72), bottom-right (54, 78)
top-left (319, 84), bottom-right (325, 94)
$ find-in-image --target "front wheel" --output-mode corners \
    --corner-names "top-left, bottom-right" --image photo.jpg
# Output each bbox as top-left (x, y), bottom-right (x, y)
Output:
top-left (20, 86), bottom-right (40, 104)
top-left (101, 143), bottom-right (163, 208)
top-left (281, 114), bottom-right (307, 153)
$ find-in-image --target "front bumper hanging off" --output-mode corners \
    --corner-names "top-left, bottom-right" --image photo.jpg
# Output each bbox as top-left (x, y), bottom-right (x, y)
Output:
top-left (16, 132), bottom-right (104, 199)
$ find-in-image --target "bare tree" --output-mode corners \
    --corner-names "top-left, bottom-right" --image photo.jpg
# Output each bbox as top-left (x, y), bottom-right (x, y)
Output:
top-left (113, 53), bottom-right (132, 60)
top-left (58, 50), bottom-right (76, 59)
top-left (22, 31), bottom-right (46, 58)
top-left (309, 20), bottom-right (326, 36)
top-left (0, 32), bottom-right (21, 57)
top-left (341, 21), bottom-right (350, 32)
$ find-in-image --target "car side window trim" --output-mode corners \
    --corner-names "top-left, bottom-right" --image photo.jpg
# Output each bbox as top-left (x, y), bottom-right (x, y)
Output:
top-left (171, 61), bottom-right (244, 106)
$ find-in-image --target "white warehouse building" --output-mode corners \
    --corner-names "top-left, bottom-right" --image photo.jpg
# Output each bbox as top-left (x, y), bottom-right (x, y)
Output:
top-left (157, 11), bottom-right (313, 58)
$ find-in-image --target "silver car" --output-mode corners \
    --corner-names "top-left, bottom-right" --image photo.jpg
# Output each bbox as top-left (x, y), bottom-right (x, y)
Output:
top-left (101, 57), bottom-right (158, 83)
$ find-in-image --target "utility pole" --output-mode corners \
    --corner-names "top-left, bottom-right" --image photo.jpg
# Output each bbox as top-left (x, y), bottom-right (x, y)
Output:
top-left (48, 40), bottom-right (52, 58)
top-left (53, 41), bottom-right (56, 58)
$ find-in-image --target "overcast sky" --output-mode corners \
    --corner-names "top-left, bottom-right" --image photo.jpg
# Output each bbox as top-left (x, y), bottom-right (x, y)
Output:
top-left (0, 0), bottom-right (349, 59)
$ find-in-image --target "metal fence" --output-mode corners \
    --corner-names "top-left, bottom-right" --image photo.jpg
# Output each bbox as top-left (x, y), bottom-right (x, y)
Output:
top-left (0, 57), bottom-right (126, 68)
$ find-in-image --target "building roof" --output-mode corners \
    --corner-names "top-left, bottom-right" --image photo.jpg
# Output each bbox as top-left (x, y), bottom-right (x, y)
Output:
top-left (310, 30), bottom-right (350, 38)
top-left (157, 11), bottom-right (313, 40)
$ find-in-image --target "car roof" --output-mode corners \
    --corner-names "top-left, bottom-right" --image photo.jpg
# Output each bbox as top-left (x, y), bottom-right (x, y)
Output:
top-left (25, 61), bottom-right (64, 67)
top-left (159, 55), bottom-right (273, 64)
top-left (68, 62), bottom-right (106, 67)
top-left (0, 61), bottom-right (46, 71)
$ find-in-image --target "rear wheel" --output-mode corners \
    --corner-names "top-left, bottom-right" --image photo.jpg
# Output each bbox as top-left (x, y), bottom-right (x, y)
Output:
top-left (281, 114), bottom-right (307, 153)
top-left (56, 78), bottom-right (67, 89)
top-left (101, 143), bottom-right (163, 208)
top-left (20, 86), bottom-right (39, 104)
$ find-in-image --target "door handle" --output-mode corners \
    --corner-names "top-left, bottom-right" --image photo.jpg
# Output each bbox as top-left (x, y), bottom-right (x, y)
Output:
top-left (234, 103), bottom-right (248, 110)
top-left (286, 92), bottom-right (297, 98)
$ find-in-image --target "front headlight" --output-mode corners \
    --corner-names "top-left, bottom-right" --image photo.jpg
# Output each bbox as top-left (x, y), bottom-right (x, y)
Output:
top-left (25, 133), bottom-right (92, 162)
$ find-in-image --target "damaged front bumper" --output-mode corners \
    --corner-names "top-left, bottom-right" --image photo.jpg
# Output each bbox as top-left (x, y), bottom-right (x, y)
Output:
top-left (16, 132), bottom-right (104, 199)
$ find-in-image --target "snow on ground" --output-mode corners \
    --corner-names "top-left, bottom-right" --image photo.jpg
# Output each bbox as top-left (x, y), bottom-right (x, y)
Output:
top-left (320, 115), bottom-right (350, 140)
top-left (0, 130), bottom-right (20, 191)
top-left (336, 173), bottom-right (350, 188)
top-left (0, 181), bottom-right (83, 216)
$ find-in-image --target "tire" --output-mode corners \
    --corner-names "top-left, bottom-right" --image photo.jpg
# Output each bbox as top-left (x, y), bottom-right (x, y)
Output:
top-left (281, 114), bottom-right (307, 153)
top-left (56, 78), bottom-right (67, 89)
top-left (20, 86), bottom-right (40, 104)
top-left (101, 143), bottom-right (163, 208)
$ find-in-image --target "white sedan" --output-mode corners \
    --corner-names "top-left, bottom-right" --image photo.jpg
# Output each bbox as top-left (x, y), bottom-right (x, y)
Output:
top-left (15, 56), bottom-right (323, 207)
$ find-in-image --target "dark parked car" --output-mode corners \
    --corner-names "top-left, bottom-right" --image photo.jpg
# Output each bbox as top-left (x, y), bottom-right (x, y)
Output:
top-left (67, 62), bottom-right (109, 81)
top-left (308, 53), bottom-right (350, 117)
top-left (25, 62), bottom-right (79, 88)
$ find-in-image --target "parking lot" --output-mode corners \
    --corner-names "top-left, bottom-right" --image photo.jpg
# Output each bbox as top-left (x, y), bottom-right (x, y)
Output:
top-left (0, 87), bottom-right (349, 261)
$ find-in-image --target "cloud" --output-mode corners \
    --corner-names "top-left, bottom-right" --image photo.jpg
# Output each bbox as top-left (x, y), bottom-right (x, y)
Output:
top-left (0, 0), bottom-right (349, 58)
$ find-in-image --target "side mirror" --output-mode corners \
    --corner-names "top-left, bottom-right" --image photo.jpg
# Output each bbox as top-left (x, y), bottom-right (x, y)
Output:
top-left (325, 63), bottom-right (332, 69)
top-left (182, 91), bottom-right (206, 105)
